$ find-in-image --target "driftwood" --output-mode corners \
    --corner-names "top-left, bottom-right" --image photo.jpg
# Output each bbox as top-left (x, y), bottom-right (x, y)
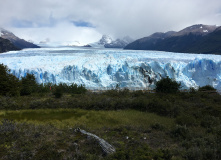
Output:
top-left (76, 128), bottom-right (116, 155)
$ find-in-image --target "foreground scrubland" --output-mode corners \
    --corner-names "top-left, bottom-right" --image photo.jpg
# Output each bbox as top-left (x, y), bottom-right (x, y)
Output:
top-left (1, 88), bottom-right (221, 160)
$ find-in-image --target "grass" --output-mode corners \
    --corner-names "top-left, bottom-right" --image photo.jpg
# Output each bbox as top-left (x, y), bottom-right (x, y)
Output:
top-left (0, 109), bottom-right (174, 129)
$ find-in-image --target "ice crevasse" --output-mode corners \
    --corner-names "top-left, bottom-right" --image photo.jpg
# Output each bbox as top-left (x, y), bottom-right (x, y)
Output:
top-left (0, 47), bottom-right (221, 90)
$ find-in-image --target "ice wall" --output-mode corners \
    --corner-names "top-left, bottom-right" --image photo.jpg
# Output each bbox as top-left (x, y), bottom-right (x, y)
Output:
top-left (1, 47), bottom-right (221, 90)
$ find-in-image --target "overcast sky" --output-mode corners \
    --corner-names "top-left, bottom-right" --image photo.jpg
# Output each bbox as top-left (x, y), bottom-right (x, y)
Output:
top-left (1, 0), bottom-right (221, 44)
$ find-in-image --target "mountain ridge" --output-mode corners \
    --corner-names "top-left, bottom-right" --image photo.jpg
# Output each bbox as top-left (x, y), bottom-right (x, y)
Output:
top-left (0, 28), bottom-right (40, 49)
top-left (0, 37), bottom-right (19, 53)
top-left (87, 35), bottom-right (134, 48)
top-left (124, 24), bottom-right (221, 54)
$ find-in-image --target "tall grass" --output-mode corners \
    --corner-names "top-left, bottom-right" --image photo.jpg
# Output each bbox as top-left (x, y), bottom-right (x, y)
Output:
top-left (0, 109), bottom-right (174, 129)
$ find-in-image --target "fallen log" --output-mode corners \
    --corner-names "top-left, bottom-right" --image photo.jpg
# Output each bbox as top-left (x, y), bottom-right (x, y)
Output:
top-left (76, 128), bottom-right (116, 155)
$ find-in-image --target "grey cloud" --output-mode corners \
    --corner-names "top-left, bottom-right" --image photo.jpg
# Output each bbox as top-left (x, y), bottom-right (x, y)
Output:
top-left (1, 0), bottom-right (221, 42)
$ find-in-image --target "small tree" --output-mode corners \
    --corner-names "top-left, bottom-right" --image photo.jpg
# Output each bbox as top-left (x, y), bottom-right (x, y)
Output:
top-left (20, 73), bottom-right (38, 96)
top-left (0, 63), bottom-right (21, 96)
top-left (156, 77), bottom-right (181, 93)
top-left (53, 87), bottom-right (63, 98)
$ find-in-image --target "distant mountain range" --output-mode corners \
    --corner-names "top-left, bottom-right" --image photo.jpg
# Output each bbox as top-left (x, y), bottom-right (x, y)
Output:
top-left (0, 28), bottom-right (40, 53)
top-left (86, 35), bottom-right (134, 48)
top-left (2, 24), bottom-right (221, 54)
top-left (125, 24), bottom-right (221, 54)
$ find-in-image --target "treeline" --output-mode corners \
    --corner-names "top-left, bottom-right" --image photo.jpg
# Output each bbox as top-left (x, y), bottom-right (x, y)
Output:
top-left (0, 64), bottom-right (87, 97)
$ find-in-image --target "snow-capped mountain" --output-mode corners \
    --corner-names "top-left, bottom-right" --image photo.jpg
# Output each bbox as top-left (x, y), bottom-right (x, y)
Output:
top-left (98, 35), bottom-right (113, 45)
top-left (88, 35), bottom-right (134, 48)
top-left (0, 28), bottom-right (40, 49)
top-left (105, 36), bottom-right (134, 48)
top-left (173, 24), bottom-right (217, 36)
top-left (87, 35), bottom-right (113, 48)
top-left (1, 47), bottom-right (221, 90)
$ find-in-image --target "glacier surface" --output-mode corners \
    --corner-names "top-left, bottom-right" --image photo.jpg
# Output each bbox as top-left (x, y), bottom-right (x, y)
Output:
top-left (1, 47), bottom-right (221, 90)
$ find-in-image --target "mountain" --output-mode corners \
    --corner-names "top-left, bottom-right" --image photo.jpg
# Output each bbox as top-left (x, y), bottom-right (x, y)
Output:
top-left (0, 28), bottom-right (40, 49)
top-left (124, 24), bottom-right (221, 54)
top-left (105, 36), bottom-right (134, 48)
top-left (88, 35), bottom-right (134, 48)
top-left (124, 31), bottom-right (176, 50)
top-left (172, 24), bottom-right (217, 36)
top-left (0, 37), bottom-right (19, 53)
top-left (98, 35), bottom-right (113, 45)
top-left (86, 35), bottom-right (112, 48)
top-left (185, 26), bottom-right (221, 54)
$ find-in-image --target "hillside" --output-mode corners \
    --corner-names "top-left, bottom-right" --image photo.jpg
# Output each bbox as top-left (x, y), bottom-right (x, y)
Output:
top-left (0, 37), bottom-right (19, 53)
top-left (0, 28), bottom-right (40, 49)
top-left (124, 31), bottom-right (176, 50)
top-left (186, 27), bottom-right (221, 54)
top-left (125, 24), bottom-right (221, 54)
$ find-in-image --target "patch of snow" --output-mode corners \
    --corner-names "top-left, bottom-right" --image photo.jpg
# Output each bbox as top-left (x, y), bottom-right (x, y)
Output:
top-left (203, 30), bottom-right (208, 33)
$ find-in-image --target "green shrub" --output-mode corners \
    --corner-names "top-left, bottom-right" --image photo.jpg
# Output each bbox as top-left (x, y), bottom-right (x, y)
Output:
top-left (53, 87), bottom-right (63, 98)
top-left (148, 99), bottom-right (181, 117)
top-left (185, 147), bottom-right (203, 160)
top-left (176, 114), bottom-right (196, 127)
top-left (37, 83), bottom-right (51, 94)
top-left (156, 77), bottom-right (181, 93)
top-left (171, 125), bottom-right (189, 139)
top-left (199, 85), bottom-right (216, 92)
top-left (151, 123), bottom-right (165, 131)
top-left (189, 87), bottom-right (197, 93)
top-left (201, 115), bottom-right (220, 128)
top-left (132, 90), bottom-right (145, 97)
top-left (69, 84), bottom-right (87, 94)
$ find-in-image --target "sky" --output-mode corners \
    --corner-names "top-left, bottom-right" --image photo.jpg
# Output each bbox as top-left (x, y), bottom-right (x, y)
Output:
top-left (1, 0), bottom-right (221, 44)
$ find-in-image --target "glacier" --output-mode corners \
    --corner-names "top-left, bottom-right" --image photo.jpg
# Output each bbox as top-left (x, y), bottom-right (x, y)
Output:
top-left (1, 47), bottom-right (221, 90)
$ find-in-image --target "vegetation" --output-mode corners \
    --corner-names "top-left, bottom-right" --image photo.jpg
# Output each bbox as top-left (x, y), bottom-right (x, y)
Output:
top-left (0, 64), bottom-right (21, 96)
top-left (156, 76), bottom-right (181, 93)
top-left (199, 85), bottom-right (216, 92)
top-left (20, 73), bottom-right (38, 96)
top-left (0, 64), bottom-right (221, 159)
top-left (0, 63), bottom-right (87, 98)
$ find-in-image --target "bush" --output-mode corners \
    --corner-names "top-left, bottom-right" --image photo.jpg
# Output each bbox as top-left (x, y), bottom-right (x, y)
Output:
top-left (176, 114), bottom-right (196, 127)
top-left (53, 86), bottom-right (63, 98)
top-left (156, 77), bottom-right (181, 93)
top-left (171, 125), bottom-right (189, 139)
top-left (148, 99), bottom-right (181, 117)
top-left (199, 85), bottom-right (216, 92)
top-left (201, 115), bottom-right (220, 128)
top-left (69, 84), bottom-right (87, 94)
